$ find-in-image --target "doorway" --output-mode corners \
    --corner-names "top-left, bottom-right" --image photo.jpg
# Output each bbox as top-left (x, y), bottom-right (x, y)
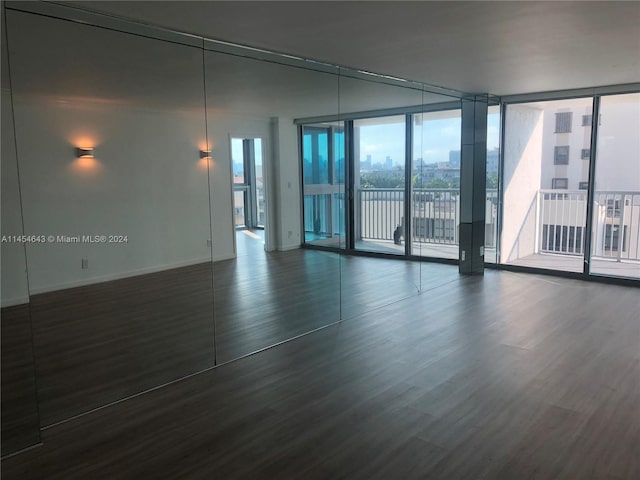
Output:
top-left (231, 137), bottom-right (267, 256)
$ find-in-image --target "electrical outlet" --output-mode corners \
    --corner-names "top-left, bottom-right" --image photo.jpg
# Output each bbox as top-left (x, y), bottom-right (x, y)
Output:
top-left (461, 251), bottom-right (466, 261)
top-left (81, 258), bottom-right (89, 269)
top-left (207, 239), bottom-right (212, 248)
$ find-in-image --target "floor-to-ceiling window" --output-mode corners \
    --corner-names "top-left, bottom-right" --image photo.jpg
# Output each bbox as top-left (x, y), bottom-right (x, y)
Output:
top-left (589, 93), bottom-right (640, 279)
top-left (501, 97), bottom-right (594, 273)
top-left (485, 104), bottom-right (501, 263)
top-left (302, 123), bottom-right (344, 247)
top-left (411, 109), bottom-right (461, 260)
top-left (353, 115), bottom-right (406, 255)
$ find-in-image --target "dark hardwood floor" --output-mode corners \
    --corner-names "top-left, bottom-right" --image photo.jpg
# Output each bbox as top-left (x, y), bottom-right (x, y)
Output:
top-left (0, 304), bottom-right (40, 456)
top-left (28, 262), bottom-right (217, 426)
top-left (2, 268), bottom-right (638, 479)
top-left (19, 232), bottom-right (437, 428)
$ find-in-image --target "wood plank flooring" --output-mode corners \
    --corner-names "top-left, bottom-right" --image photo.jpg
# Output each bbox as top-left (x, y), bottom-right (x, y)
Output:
top-left (0, 304), bottom-right (40, 456)
top-left (19, 233), bottom-right (442, 429)
top-left (2, 269), bottom-right (638, 479)
top-left (28, 262), bottom-right (217, 426)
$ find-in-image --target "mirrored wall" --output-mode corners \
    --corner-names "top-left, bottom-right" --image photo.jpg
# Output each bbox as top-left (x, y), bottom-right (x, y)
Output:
top-left (202, 47), bottom-right (342, 363)
top-left (1, 7), bottom-right (40, 454)
top-left (5, 9), bottom-right (217, 427)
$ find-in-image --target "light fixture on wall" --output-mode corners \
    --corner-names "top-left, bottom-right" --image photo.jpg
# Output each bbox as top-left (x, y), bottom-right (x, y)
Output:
top-left (75, 147), bottom-right (94, 158)
top-left (199, 149), bottom-right (212, 159)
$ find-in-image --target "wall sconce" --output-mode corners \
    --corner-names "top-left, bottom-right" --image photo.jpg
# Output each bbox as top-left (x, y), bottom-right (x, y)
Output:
top-left (75, 147), bottom-right (94, 158)
top-left (199, 149), bottom-right (212, 159)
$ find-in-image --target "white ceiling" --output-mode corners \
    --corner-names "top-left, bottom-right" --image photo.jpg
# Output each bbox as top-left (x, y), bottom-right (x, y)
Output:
top-left (65, 0), bottom-right (640, 96)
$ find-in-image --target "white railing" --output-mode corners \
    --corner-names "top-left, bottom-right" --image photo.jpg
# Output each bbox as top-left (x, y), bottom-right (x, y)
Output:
top-left (358, 188), bottom-right (499, 248)
top-left (357, 188), bottom-right (640, 262)
top-left (538, 190), bottom-right (640, 262)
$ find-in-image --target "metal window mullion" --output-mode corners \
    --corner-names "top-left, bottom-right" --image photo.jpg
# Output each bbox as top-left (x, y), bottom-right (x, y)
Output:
top-left (617, 197), bottom-right (625, 261)
top-left (583, 96), bottom-right (601, 274)
top-left (404, 113), bottom-right (412, 256)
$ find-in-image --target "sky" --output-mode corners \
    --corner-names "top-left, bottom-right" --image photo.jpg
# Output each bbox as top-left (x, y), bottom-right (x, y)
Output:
top-left (233, 111), bottom-right (501, 173)
top-left (358, 112), bottom-right (500, 166)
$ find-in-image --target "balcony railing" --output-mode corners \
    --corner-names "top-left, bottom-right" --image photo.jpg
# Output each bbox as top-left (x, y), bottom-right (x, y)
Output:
top-left (358, 188), bottom-right (499, 248)
top-left (540, 190), bottom-right (640, 262)
top-left (357, 188), bottom-right (640, 262)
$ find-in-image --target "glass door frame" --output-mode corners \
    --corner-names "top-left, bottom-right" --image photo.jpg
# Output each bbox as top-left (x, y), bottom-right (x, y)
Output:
top-left (497, 84), bottom-right (640, 283)
top-left (299, 101), bottom-right (466, 266)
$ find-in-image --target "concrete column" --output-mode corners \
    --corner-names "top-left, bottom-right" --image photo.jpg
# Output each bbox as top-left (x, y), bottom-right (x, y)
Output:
top-left (459, 96), bottom-right (488, 274)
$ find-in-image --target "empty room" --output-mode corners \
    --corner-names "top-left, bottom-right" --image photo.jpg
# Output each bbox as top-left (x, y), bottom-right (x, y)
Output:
top-left (1, 1), bottom-right (639, 478)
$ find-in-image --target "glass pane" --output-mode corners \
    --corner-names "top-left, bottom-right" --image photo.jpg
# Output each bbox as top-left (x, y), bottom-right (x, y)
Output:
top-left (590, 93), bottom-right (640, 279)
top-left (302, 123), bottom-right (343, 247)
top-left (6, 10), bottom-right (215, 425)
top-left (254, 139), bottom-right (265, 227)
top-left (502, 97), bottom-right (593, 273)
top-left (485, 104), bottom-right (501, 263)
top-left (231, 138), bottom-right (245, 183)
top-left (354, 115), bottom-right (406, 255)
top-left (234, 189), bottom-right (246, 228)
top-left (303, 127), bottom-right (329, 185)
top-left (412, 109), bottom-right (461, 260)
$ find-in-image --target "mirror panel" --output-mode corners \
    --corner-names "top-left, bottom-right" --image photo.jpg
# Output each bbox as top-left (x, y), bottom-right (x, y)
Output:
top-left (337, 73), bottom-right (423, 319)
top-left (203, 49), bottom-right (342, 362)
top-left (6, 10), bottom-right (215, 425)
top-left (1, 10), bottom-right (40, 453)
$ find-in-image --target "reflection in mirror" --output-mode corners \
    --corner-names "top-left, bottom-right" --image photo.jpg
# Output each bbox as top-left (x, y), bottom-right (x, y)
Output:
top-left (302, 122), bottom-right (345, 249)
top-left (5, 10), bottom-right (215, 425)
top-left (413, 107), bottom-right (462, 261)
top-left (337, 73), bottom-right (424, 319)
top-left (203, 49), bottom-right (341, 362)
top-left (354, 115), bottom-right (407, 256)
top-left (1, 11), bottom-right (40, 453)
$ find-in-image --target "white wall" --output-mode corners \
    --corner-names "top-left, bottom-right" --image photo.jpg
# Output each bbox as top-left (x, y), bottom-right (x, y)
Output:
top-left (502, 105), bottom-right (544, 261)
top-left (9, 99), bottom-right (301, 294)
top-left (271, 117), bottom-right (302, 250)
top-left (13, 98), bottom-right (213, 294)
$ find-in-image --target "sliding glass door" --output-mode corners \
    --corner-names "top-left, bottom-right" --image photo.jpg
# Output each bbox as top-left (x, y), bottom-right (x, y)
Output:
top-left (302, 123), bottom-right (344, 248)
top-left (411, 109), bottom-right (461, 260)
top-left (589, 93), bottom-right (640, 279)
top-left (353, 115), bottom-right (406, 255)
top-left (502, 97), bottom-right (593, 273)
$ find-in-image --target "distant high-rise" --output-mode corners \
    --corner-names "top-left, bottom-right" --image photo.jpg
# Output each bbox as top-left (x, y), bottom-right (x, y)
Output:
top-left (449, 150), bottom-right (461, 167)
top-left (363, 154), bottom-right (372, 171)
top-left (385, 155), bottom-right (393, 170)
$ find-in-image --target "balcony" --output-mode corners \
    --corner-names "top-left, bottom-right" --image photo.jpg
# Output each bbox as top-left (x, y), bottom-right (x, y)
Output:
top-left (356, 188), bottom-right (497, 259)
top-left (356, 188), bottom-right (640, 278)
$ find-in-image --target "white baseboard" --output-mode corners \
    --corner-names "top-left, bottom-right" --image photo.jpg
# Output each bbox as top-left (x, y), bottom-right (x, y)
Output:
top-left (277, 243), bottom-right (300, 252)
